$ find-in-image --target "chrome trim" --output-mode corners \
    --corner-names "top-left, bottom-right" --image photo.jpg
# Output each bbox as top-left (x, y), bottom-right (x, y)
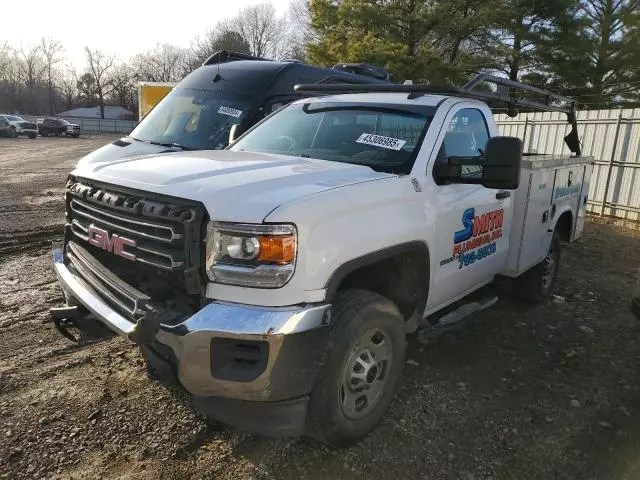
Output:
top-left (209, 221), bottom-right (296, 236)
top-left (53, 248), bottom-right (135, 336)
top-left (53, 247), bottom-right (330, 400)
top-left (66, 242), bottom-right (148, 316)
top-left (136, 245), bottom-right (185, 269)
top-left (156, 301), bottom-right (330, 399)
top-left (71, 198), bottom-right (183, 243)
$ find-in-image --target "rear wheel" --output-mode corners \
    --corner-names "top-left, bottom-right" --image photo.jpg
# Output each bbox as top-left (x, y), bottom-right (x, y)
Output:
top-left (516, 231), bottom-right (561, 303)
top-left (306, 289), bottom-right (406, 447)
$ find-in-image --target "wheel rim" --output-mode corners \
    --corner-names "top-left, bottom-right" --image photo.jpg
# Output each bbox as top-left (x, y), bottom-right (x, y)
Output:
top-left (339, 328), bottom-right (392, 420)
top-left (541, 240), bottom-right (558, 291)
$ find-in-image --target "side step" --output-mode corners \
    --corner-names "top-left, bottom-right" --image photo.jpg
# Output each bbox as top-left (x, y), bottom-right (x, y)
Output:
top-left (418, 296), bottom-right (498, 343)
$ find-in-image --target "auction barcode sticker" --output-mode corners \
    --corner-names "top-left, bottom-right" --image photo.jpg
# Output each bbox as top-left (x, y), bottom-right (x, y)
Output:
top-left (218, 106), bottom-right (243, 118)
top-left (356, 133), bottom-right (406, 151)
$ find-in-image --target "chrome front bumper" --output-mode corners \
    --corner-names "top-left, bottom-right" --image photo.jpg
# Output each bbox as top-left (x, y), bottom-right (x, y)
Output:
top-left (53, 248), bottom-right (331, 402)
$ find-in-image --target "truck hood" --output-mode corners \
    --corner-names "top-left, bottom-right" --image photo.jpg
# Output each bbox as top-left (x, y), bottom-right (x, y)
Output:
top-left (76, 137), bottom-right (184, 165)
top-left (72, 150), bottom-right (394, 223)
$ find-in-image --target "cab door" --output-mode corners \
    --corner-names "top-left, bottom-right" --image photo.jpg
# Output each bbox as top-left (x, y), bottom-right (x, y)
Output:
top-left (425, 106), bottom-right (514, 312)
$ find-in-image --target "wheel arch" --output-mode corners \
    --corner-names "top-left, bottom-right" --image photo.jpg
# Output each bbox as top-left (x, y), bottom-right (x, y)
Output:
top-left (553, 208), bottom-right (573, 242)
top-left (324, 241), bottom-right (430, 324)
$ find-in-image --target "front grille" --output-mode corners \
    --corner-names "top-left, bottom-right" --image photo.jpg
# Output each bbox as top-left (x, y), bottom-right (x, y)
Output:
top-left (67, 180), bottom-right (203, 273)
top-left (65, 180), bottom-right (206, 319)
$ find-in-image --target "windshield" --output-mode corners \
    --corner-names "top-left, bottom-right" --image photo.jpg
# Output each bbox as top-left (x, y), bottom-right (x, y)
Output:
top-left (58, 119), bottom-right (70, 125)
top-left (229, 102), bottom-right (434, 174)
top-left (7, 116), bottom-right (24, 122)
top-left (130, 88), bottom-right (253, 150)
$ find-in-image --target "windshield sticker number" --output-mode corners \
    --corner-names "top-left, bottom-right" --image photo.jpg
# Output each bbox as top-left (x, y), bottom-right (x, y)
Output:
top-left (218, 106), bottom-right (243, 118)
top-left (356, 133), bottom-right (406, 151)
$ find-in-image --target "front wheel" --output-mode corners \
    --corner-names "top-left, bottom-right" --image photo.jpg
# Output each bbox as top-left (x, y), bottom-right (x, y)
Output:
top-left (28, 132), bottom-right (36, 139)
top-left (8, 127), bottom-right (17, 138)
top-left (306, 289), bottom-right (406, 447)
top-left (516, 231), bottom-right (561, 303)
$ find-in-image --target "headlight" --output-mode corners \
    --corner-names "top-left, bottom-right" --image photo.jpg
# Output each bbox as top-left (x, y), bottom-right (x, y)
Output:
top-left (205, 222), bottom-right (297, 288)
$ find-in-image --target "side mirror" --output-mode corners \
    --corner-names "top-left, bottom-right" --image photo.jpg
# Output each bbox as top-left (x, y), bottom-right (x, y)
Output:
top-left (228, 124), bottom-right (243, 144)
top-left (481, 136), bottom-right (523, 190)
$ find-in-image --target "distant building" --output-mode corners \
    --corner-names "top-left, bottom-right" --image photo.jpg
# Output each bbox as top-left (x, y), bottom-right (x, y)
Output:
top-left (57, 106), bottom-right (135, 120)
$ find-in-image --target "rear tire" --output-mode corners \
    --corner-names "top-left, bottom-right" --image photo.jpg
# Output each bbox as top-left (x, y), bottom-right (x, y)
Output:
top-left (516, 231), bottom-right (561, 303)
top-left (306, 289), bottom-right (406, 447)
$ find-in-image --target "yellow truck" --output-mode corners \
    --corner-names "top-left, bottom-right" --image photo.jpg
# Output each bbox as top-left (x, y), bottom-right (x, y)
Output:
top-left (137, 82), bottom-right (176, 120)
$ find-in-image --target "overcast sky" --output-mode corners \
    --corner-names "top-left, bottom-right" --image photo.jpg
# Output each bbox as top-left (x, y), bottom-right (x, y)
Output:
top-left (4, 0), bottom-right (290, 69)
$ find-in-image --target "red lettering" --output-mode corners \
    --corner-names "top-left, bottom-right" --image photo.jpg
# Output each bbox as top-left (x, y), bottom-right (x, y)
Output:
top-left (473, 215), bottom-right (486, 237)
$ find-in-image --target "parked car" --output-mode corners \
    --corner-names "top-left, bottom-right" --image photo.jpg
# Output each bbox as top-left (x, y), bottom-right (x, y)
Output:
top-left (0, 116), bottom-right (16, 137)
top-left (50, 75), bottom-right (593, 446)
top-left (39, 117), bottom-right (80, 137)
top-left (0, 114), bottom-right (38, 139)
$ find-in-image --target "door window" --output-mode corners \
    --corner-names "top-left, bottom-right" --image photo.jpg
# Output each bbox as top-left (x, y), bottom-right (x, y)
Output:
top-left (435, 108), bottom-right (490, 183)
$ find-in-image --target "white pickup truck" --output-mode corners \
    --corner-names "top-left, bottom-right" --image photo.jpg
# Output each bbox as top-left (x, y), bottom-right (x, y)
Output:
top-left (50, 76), bottom-right (593, 446)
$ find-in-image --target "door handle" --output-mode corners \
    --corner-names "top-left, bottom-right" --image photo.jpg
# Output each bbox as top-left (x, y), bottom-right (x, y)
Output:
top-left (496, 191), bottom-right (511, 200)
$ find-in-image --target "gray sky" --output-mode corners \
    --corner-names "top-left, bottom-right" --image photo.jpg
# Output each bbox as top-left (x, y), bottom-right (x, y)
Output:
top-left (4, 0), bottom-right (290, 69)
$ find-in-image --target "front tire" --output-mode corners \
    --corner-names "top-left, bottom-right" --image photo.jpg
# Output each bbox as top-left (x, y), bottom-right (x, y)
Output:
top-left (306, 289), bottom-right (406, 447)
top-left (516, 231), bottom-right (561, 303)
top-left (8, 127), bottom-right (17, 138)
top-left (28, 132), bottom-right (36, 139)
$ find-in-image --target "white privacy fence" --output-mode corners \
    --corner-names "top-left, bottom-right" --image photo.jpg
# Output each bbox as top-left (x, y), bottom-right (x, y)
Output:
top-left (23, 116), bottom-right (137, 134)
top-left (496, 109), bottom-right (640, 222)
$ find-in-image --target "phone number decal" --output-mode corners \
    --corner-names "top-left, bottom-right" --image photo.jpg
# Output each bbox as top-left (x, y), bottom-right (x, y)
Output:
top-left (458, 242), bottom-right (497, 269)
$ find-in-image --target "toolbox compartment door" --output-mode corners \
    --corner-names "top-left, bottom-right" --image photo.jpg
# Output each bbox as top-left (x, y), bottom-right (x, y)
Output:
top-left (573, 165), bottom-right (592, 241)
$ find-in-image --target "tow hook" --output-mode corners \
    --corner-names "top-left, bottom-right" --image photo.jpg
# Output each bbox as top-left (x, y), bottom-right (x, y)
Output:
top-left (49, 306), bottom-right (81, 342)
top-left (128, 308), bottom-right (163, 345)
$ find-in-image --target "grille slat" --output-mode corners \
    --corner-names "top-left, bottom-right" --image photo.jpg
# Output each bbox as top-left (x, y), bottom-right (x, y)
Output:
top-left (67, 246), bottom-right (140, 318)
top-left (70, 198), bottom-right (182, 243)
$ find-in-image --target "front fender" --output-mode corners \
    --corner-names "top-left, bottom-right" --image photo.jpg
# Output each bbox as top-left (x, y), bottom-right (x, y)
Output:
top-left (265, 176), bottom-right (434, 299)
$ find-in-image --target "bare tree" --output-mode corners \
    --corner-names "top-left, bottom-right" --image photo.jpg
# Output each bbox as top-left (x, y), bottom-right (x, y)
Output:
top-left (108, 64), bottom-right (137, 113)
top-left (84, 47), bottom-right (114, 119)
top-left (226, 3), bottom-right (288, 58)
top-left (18, 46), bottom-right (46, 89)
top-left (40, 38), bottom-right (64, 114)
top-left (287, 0), bottom-right (316, 59)
top-left (58, 68), bottom-right (79, 110)
top-left (17, 46), bottom-right (47, 113)
top-left (189, 29), bottom-right (252, 68)
top-left (131, 44), bottom-right (188, 83)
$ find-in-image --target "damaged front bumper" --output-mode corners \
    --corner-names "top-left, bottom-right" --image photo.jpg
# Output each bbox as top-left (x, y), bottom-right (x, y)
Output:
top-left (52, 248), bottom-right (331, 436)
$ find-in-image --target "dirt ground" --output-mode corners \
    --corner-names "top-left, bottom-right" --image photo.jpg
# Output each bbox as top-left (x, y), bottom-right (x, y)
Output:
top-left (1, 135), bottom-right (639, 480)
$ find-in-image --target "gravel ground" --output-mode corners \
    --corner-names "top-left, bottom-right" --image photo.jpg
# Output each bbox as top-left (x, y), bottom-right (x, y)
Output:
top-left (1, 136), bottom-right (640, 480)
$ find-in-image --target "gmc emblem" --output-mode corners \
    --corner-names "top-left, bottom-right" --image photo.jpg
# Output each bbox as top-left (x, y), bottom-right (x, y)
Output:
top-left (87, 224), bottom-right (136, 261)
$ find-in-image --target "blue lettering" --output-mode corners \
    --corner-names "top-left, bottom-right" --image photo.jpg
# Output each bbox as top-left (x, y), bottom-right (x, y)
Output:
top-left (454, 208), bottom-right (475, 244)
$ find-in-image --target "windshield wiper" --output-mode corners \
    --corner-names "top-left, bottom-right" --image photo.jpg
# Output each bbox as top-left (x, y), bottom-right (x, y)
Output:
top-left (129, 136), bottom-right (193, 150)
